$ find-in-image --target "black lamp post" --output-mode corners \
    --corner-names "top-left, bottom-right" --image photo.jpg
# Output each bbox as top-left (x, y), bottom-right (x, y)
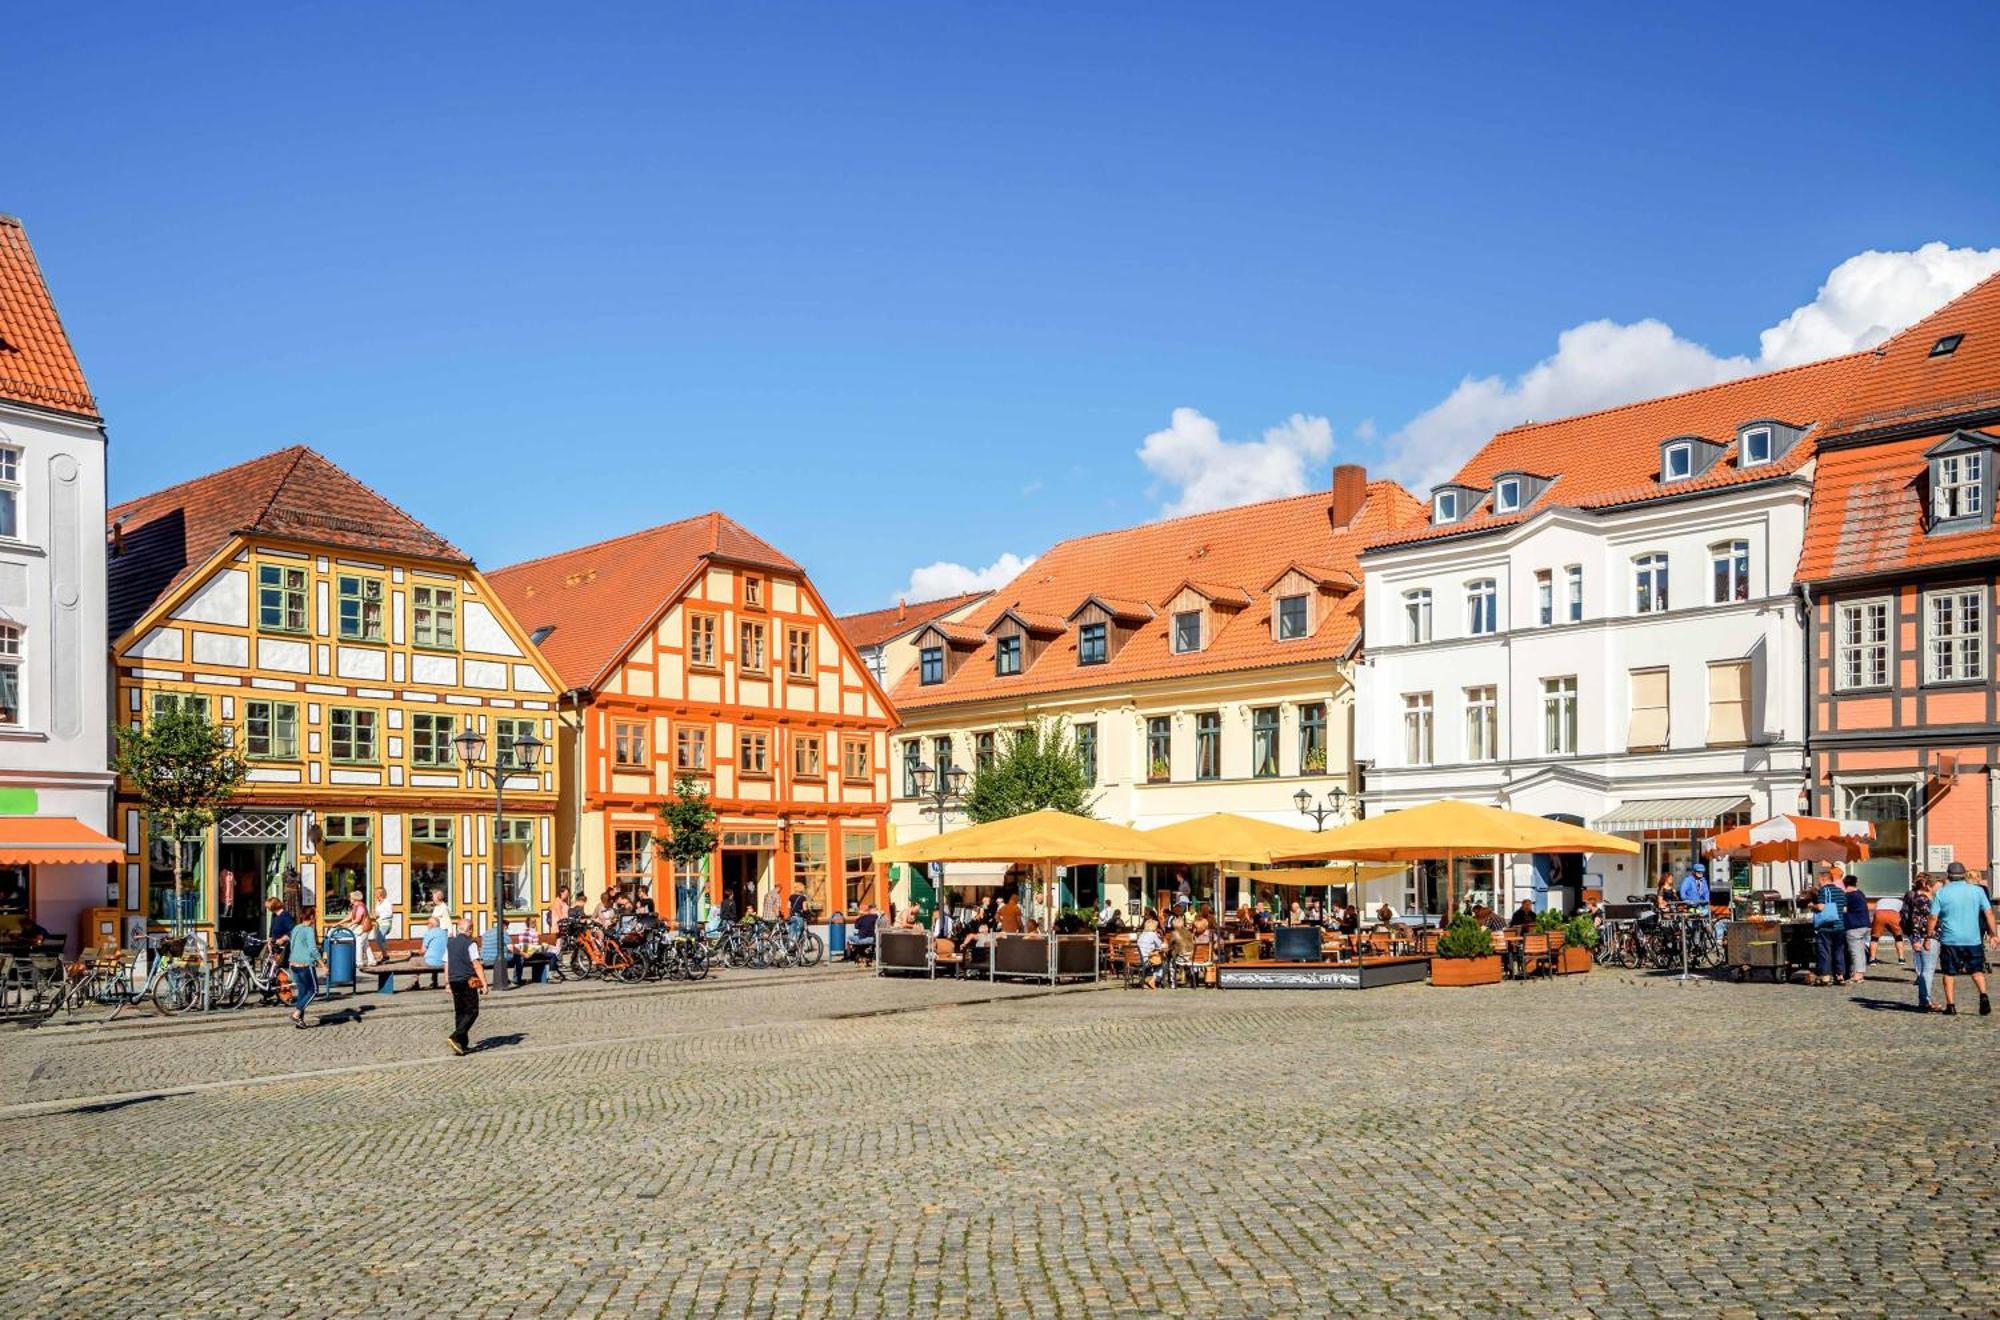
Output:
top-left (910, 760), bottom-right (968, 919)
top-left (454, 721), bottom-right (546, 992)
top-left (1294, 786), bottom-right (1349, 833)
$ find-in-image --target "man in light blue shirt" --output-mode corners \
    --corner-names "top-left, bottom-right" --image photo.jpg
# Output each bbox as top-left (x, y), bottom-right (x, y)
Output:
top-left (421, 916), bottom-right (449, 968)
top-left (1677, 864), bottom-right (1711, 906)
top-left (1931, 861), bottom-right (1994, 1016)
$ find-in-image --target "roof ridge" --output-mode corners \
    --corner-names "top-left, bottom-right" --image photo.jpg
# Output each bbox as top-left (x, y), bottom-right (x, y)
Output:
top-left (109, 444), bottom-right (306, 521)
top-left (275, 446), bottom-right (468, 561)
top-left (249, 445), bottom-right (313, 533)
top-left (1865, 267), bottom-right (2000, 356)
top-left (1484, 350), bottom-right (1869, 444)
top-left (1038, 483), bottom-right (1386, 556)
top-left (488, 512), bottom-right (724, 577)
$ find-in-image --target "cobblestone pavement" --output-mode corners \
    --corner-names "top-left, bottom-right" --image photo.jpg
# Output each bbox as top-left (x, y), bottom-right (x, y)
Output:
top-left (1, 960), bottom-right (1994, 1318)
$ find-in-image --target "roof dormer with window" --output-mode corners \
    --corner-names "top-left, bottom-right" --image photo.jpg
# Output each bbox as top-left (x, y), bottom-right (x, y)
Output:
top-left (1924, 430), bottom-right (2000, 533)
top-left (1259, 563), bottom-right (1355, 643)
top-left (1486, 471), bottom-right (1555, 516)
top-left (910, 619), bottom-right (985, 685)
top-left (984, 606), bottom-right (1065, 676)
top-left (1161, 580), bottom-right (1249, 655)
top-left (1733, 418), bottom-right (1806, 470)
top-left (1065, 594), bottom-right (1153, 668)
top-left (1659, 435), bottom-right (1727, 484)
top-left (1429, 483), bottom-right (1486, 526)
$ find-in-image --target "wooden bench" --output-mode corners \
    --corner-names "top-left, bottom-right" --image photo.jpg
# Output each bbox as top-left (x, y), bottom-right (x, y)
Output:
top-left (365, 960), bottom-right (443, 993)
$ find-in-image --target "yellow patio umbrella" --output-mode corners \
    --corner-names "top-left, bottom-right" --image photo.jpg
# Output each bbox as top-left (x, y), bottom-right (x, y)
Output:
top-left (1273, 799), bottom-right (1639, 917)
top-left (878, 809), bottom-right (1189, 926)
top-left (1145, 813), bottom-right (1402, 918)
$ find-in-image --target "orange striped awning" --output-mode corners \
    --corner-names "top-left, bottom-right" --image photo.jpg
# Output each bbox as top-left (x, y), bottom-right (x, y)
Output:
top-left (0, 816), bottom-right (123, 866)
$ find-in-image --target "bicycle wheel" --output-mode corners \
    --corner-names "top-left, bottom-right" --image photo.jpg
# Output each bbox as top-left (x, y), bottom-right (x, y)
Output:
top-left (797, 931), bottom-right (824, 966)
top-left (150, 970), bottom-right (186, 1016)
top-left (1616, 932), bottom-right (1643, 970)
top-left (219, 965), bottom-right (251, 1010)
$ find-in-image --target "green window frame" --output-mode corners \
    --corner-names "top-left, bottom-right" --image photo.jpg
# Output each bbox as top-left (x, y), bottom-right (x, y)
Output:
top-left (151, 692), bottom-right (212, 722)
top-left (329, 707), bottom-right (379, 763)
top-left (496, 817), bottom-right (535, 914)
top-left (496, 717), bottom-right (539, 769)
top-left (257, 564), bottom-right (309, 633)
top-left (1251, 707), bottom-right (1280, 777)
top-left (1195, 711), bottom-right (1221, 780)
top-left (1146, 716), bottom-right (1171, 782)
top-left (337, 575), bottom-right (385, 642)
top-left (1298, 702), bottom-right (1327, 774)
top-left (245, 700), bottom-right (299, 760)
top-left (412, 713), bottom-right (456, 767)
top-left (412, 583), bottom-right (457, 650)
top-left (320, 814), bottom-right (371, 920)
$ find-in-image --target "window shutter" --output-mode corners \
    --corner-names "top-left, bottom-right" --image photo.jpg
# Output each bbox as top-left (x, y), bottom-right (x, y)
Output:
top-left (1626, 668), bottom-right (1670, 750)
top-left (1706, 660), bottom-right (1751, 745)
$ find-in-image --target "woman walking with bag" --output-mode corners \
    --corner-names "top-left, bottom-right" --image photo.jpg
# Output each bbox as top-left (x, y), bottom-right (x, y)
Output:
top-left (287, 916), bottom-right (321, 1029)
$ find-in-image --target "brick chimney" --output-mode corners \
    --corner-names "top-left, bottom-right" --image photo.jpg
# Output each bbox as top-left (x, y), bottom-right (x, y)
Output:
top-left (1330, 464), bottom-right (1368, 528)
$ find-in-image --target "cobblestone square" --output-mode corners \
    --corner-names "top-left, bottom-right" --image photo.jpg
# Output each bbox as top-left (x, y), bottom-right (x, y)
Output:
top-left (0, 963), bottom-right (1993, 1318)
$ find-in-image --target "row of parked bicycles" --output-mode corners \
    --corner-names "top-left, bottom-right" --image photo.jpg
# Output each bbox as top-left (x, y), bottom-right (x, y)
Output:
top-left (3, 932), bottom-right (302, 1022)
top-left (555, 913), bottom-right (826, 982)
top-left (1595, 906), bottom-right (1726, 971)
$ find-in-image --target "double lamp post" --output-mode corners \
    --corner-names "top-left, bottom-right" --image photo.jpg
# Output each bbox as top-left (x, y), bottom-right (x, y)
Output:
top-left (453, 722), bottom-right (546, 992)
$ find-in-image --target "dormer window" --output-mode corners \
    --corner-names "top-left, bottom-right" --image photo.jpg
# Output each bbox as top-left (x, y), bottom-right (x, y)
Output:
top-left (1433, 490), bottom-right (1459, 524)
top-left (1492, 478), bottom-right (1521, 514)
top-left (919, 645), bottom-right (944, 685)
top-left (1078, 622), bottom-right (1107, 665)
top-left (995, 634), bottom-right (1022, 676)
top-left (1663, 443), bottom-right (1694, 482)
top-left (1275, 594), bottom-right (1309, 641)
top-left (1739, 427), bottom-right (1772, 468)
top-left (1172, 610), bottom-right (1203, 654)
top-left (1932, 334), bottom-right (1964, 358)
top-left (1935, 452), bottom-right (1985, 522)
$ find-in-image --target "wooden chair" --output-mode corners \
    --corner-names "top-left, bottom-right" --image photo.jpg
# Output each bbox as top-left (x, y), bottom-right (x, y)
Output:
top-left (1518, 933), bottom-right (1556, 980)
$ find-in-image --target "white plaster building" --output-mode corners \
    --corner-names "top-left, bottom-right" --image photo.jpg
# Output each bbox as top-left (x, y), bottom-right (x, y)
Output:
top-left (1355, 355), bottom-right (1868, 913)
top-left (0, 216), bottom-right (118, 950)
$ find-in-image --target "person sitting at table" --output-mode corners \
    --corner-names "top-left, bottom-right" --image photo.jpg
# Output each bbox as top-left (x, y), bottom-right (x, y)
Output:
top-left (1287, 899), bottom-right (1306, 924)
top-left (1376, 903), bottom-right (1396, 925)
top-left (1338, 905), bottom-right (1360, 936)
top-left (1168, 920), bottom-right (1195, 984)
top-left (1253, 903), bottom-right (1274, 933)
top-left (421, 913), bottom-right (449, 968)
top-left (1135, 916), bottom-right (1166, 989)
top-left (847, 904), bottom-right (879, 965)
top-left (1234, 904), bottom-right (1255, 930)
top-left (1508, 898), bottom-right (1537, 931)
top-left (998, 891), bottom-right (1024, 933)
top-left (1097, 898), bottom-right (1122, 931)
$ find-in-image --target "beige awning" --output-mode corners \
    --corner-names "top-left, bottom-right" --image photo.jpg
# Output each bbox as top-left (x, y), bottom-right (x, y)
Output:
top-left (1591, 796), bottom-right (1749, 833)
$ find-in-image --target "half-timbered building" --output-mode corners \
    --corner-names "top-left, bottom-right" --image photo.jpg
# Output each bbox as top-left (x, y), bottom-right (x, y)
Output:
top-left (490, 513), bottom-right (894, 924)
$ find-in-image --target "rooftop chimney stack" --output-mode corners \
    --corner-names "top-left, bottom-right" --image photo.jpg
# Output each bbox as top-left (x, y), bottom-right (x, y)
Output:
top-left (1330, 464), bottom-right (1368, 528)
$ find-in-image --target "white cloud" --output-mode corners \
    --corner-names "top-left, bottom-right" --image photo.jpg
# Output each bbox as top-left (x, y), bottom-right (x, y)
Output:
top-left (1384, 242), bottom-right (2000, 492)
top-left (898, 551), bottom-right (1035, 604)
top-left (1137, 407), bottom-right (1336, 516)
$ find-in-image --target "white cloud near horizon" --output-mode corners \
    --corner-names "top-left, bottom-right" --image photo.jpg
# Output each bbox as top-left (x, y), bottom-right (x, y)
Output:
top-left (1137, 407), bottom-right (1336, 517)
top-left (897, 551), bottom-right (1036, 604)
top-left (1384, 241), bottom-right (2000, 492)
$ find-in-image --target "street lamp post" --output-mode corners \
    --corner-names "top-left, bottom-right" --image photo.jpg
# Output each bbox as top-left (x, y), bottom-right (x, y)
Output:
top-left (910, 761), bottom-right (968, 919)
top-left (454, 722), bottom-right (546, 993)
top-left (1294, 786), bottom-right (1349, 833)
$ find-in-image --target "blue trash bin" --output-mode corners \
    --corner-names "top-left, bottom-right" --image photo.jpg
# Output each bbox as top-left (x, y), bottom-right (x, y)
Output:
top-left (325, 928), bottom-right (356, 987)
top-left (828, 915), bottom-right (847, 958)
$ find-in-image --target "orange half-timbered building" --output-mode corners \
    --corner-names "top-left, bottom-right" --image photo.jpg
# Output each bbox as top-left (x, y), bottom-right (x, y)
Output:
top-left (1801, 270), bottom-right (2000, 893)
top-left (490, 513), bottom-right (894, 924)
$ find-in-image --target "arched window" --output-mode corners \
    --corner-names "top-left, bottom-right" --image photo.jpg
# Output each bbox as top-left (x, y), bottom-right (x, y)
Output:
top-left (1710, 540), bottom-right (1750, 603)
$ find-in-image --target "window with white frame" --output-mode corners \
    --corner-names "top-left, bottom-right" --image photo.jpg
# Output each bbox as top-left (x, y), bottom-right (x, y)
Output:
top-left (1565, 565), bottom-right (1583, 622)
top-left (1464, 686), bottom-right (1497, 761)
top-left (0, 446), bottom-right (18, 540)
top-left (0, 623), bottom-right (18, 724)
top-left (1706, 660), bottom-right (1752, 746)
top-left (1535, 569), bottom-right (1552, 626)
top-left (1433, 490), bottom-right (1459, 524)
top-left (1739, 427), bottom-right (1772, 467)
top-left (1663, 443), bottom-right (1693, 482)
top-left (1924, 587), bottom-right (1986, 683)
top-left (1493, 478), bottom-right (1521, 513)
top-left (1633, 553), bottom-right (1669, 613)
top-left (1465, 579), bottom-right (1497, 636)
top-left (1710, 540), bottom-right (1750, 603)
top-left (1836, 598), bottom-right (1890, 690)
top-left (1933, 452), bottom-right (1984, 522)
top-left (1542, 676), bottom-right (1578, 755)
top-left (1404, 590), bottom-right (1432, 644)
top-left (1403, 693), bottom-right (1434, 765)
top-left (1627, 668), bottom-right (1669, 751)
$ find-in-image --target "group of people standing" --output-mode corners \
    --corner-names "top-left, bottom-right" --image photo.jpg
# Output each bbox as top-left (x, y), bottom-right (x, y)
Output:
top-left (1811, 861), bottom-right (1994, 1015)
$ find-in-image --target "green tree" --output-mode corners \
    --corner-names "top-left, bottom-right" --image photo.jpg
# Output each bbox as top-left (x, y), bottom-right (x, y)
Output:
top-left (654, 774), bottom-right (719, 916)
top-left (113, 705), bottom-right (247, 935)
top-left (963, 717), bottom-right (1097, 823)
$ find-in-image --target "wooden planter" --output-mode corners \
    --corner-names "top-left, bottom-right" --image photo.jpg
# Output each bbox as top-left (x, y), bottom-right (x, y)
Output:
top-left (1429, 954), bottom-right (1503, 987)
top-left (1558, 945), bottom-right (1593, 975)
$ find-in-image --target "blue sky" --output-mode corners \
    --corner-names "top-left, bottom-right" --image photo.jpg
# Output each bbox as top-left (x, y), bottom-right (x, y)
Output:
top-left (10, 2), bottom-right (2000, 612)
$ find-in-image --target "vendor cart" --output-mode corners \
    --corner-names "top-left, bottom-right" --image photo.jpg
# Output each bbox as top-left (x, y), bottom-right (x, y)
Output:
top-left (1725, 917), bottom-right (1815, 983)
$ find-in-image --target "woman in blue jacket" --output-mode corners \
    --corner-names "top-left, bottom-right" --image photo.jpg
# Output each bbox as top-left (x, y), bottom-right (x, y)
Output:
top-left (1810, 869), bottom-right (1848, 986)
top-left (287, 918), bottom-right (320, 1028)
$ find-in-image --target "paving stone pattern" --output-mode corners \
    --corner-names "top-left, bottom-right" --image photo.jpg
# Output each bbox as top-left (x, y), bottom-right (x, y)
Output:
top-left (0, 963), bottom-right (1994, 1318)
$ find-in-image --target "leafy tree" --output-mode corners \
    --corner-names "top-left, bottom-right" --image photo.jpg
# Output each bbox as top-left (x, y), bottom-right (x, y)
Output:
top-left (113, 705), bottom-right (247, 934)
top-left (963, 717), bottom-right (1097, 823)
top-left (654, 775), bottom-right (718, 915)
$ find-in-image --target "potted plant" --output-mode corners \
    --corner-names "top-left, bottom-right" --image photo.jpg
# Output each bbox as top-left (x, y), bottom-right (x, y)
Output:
top-left (1302, 746), bottom-right (1327, 774)
top-left (1559, 914), bottom-right (1597, 974)
top-left (1148, 756), bottom-right (1171, 782)
top-left (1429, 915), bottom-right (1503, 987)
top-left (1053, 907), bottom-right (1094, 935)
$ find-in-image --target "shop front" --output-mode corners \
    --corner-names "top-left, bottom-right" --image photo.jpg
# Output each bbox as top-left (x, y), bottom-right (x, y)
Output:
top-left (0, 815), bottom-right (122, 954)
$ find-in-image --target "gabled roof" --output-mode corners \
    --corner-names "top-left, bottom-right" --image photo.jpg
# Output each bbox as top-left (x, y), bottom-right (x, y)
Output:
top-left (1168, 578), bottom-right (1252, 607)
top-left (987, 606), bottom-right (1067, 636)
top-left (1260, 562), bottom-right (1356, 593)
top-left (1821, 269), bottom-right (2000, 440)
top-left (1370, 352), bottom-right (1868, 551)
top-left (1064, 593), bottom-right (1155, 624)
top-left (108, 445), bottom-right (467, 639)
top-left (915, 619), bottom-right (986, 647)
top-left (0, 216), bottom-right (97, 419)
top-left (1797, 427), bottom-right (2000, 583)
top-left (894, 479), bottom-right (1423, 710)
top-left (488, 512), bottom-right (800, 692)
top-left (834, 591), bottom-right (988, 651)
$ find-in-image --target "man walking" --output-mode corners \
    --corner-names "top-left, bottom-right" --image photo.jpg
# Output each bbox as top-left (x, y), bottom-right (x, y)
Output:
top-left (1841, 874), bottom-right (1873, 984)
top-left (1931, 862), bottom-right (1995, 1016)
top-left (446, 914), bottom-right (487, 1055)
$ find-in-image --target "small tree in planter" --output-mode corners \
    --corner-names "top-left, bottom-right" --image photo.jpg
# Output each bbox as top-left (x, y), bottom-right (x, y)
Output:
top-left (114, 705), bottom-right (246, 937)
top-left (1559, 914), bottom-right (1598, 974)
top-left (1429, 914), bottom-right (1503, 987)
top-left (655, 775), bottom-right (718, 923)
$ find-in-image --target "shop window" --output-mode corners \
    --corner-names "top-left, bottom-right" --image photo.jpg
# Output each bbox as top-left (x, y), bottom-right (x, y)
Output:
top-left (793, 830), bottom-right (829, 916)
top-left (842, 832), bottom-right (877, 911)
top-left (613, 828), bottom-right (652, 896)
top-left (409, 817), bottom-right (453, 912)
top-left (0, 864), bottom-right (25, 918)
top-left (319, 815), bottom-right (371, 921)
top-left (147, 834), bottom-right (205, 928)
top-left (496, 818), bottom-right (534, 913)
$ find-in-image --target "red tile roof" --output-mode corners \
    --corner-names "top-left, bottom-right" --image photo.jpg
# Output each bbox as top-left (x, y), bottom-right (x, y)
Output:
top-left (1795, 429), bottom-right (1996, 583)
top-left (108, 445), bottom-right (467, 638)
top-left (835, 591), bottom-right (989, 651)
top-left (1820, 270), bottom-right (2000, 441)
top-left (1370, 353), bottom-right (1869, 550)
top-left (894, 480), bottom-right (1423, 711)
top-left (0, 216), bottom-right (97, 419)
top-left (489, 512), bottom-right (801, 692)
